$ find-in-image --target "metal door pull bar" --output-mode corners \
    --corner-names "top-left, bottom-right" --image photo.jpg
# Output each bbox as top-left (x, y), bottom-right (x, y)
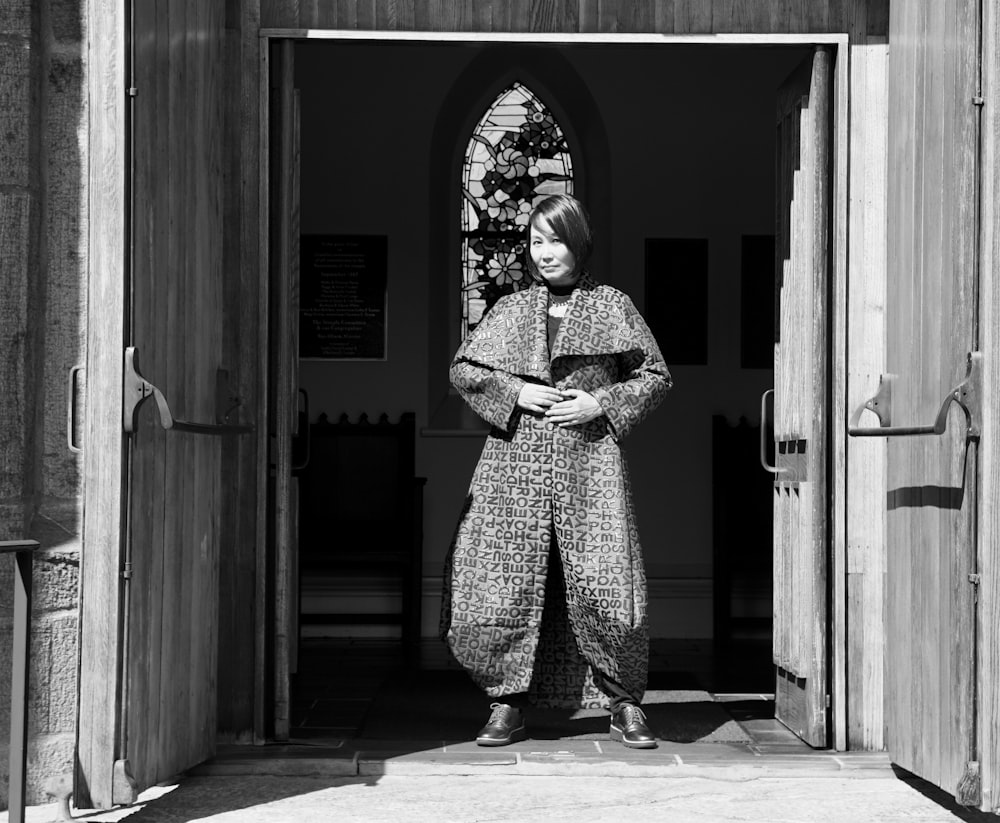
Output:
top-left (123, 346), bottom-right (253, 435)
top-left (848, 351), bottom-right (981, 439)
top-left (759, 388), bottom-right (789, 475)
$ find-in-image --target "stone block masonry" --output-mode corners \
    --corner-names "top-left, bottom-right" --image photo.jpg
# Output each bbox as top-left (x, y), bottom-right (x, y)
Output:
top-left (0, 0), bottom-right (87, 809)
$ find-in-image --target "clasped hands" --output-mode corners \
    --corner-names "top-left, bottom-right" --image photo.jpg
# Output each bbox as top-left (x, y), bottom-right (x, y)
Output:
top-left (517, 384), bottom-right (604, 427)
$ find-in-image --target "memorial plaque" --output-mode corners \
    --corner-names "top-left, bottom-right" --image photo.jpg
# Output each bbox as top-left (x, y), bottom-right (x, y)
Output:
top-left (300, 234), bottom-right (388, 360)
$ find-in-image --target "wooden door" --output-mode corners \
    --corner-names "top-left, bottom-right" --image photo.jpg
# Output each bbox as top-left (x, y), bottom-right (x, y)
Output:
top-left (267, 39), bottom-right (301, 741)
top-left (884, 0), bottom-right (981, 803)
top-left (78, 0), bottom-right (251, 807)
top-left (770, 47), bottom-right (831, 748)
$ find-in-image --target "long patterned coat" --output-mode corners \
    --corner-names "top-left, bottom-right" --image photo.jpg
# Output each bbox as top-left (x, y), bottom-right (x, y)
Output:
top-left (441, 275), bottom-right (672, 708)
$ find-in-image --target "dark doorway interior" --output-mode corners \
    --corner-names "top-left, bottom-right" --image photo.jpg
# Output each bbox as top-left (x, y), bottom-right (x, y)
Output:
top-left (284, 40), bottom-right (809, 742)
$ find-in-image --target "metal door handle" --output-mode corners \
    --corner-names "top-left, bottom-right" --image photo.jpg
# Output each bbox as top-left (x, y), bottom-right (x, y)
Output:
top-left (67, 364), bottom-right (84, 453)
top-left (123, 347), bottom-right (253, 435)
top-left (760, 389), bottom-right (788, 474)
top-left (848, 351), bottom-right (981, 439)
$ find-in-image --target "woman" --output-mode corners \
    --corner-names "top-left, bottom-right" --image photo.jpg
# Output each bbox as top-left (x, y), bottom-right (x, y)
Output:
top-left (441, 194), bottom-right (672, 749)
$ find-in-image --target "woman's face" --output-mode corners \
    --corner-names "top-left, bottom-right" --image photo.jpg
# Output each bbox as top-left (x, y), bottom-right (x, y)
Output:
top-left (529, 216), bottom-right (578, 288)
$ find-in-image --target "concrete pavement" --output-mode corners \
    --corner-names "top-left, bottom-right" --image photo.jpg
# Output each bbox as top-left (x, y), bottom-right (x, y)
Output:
top-left (3, 740), bottom-right (996, 823)
top-left (3, 769), bottom-right (993, 823)
top-left (3, 697), bottom-right (993, 822)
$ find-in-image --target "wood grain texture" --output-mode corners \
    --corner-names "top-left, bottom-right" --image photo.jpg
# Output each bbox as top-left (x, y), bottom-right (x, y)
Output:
top-left (271, 40), bottom-right (298, 741)
top-left (977, 0), bottom-right (1000, 811)
top-left (262, 0), bottom-right (299, 28)
top-left (599, 0), bottom-right (653, 33)
top-left (376, 0), bottom-right (417, 30)
top-left (845, 38), bottom-right (887, 752)
top-left (771, 48), bottom-right (830, 748)
top-left (121, 0), bottom-right (227, 794)
top-left (828, 25), bottom-right (850, 754)
top-left (455, 0), bottom-right (494, 31)
top-left (355, 0), bottom-right (378, 28)
top-left (413, 0), bottom-right (457, 31)
top-left (254, 37), bottom-right (272, 745)
top-left (77, 0), bottom-right (128, 809)
top-left (884, 0), bottom-right (979, 798)
top-left (260, 0), bottom-right (890, 35)
top-left (673, 0), bottom-right (713, 33)
top-left (216, 0), bottom-right (263, 744)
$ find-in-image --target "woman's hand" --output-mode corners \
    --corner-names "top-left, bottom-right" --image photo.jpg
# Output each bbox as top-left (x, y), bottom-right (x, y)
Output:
top-left (517, 384), bottom-right (565, 413)
top-left (544, 389), bottom-right (604, 427)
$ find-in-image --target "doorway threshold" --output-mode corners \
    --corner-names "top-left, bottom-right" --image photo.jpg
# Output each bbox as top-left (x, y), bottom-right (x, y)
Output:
top-left (231, 638), bottom-right (867, 779)
top-left (192, 738), bottom-right (890, 780)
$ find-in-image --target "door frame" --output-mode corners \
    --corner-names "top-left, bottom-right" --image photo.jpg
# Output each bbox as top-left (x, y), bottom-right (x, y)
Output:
top-left (254, 28), bottom-right (850, 748)
top-left (79, 0), bottom-right (129, 803)
top-left (979, 0), bottom-right (1000, 806)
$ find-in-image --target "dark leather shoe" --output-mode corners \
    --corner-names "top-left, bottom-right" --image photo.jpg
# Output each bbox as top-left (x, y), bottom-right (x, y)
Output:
top-left (610, 703), bottom-right (657, 749)
top-left (475, 702), bottom-right (527, 746)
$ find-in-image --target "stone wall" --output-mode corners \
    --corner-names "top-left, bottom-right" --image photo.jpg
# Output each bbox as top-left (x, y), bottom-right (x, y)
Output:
top-left (0, 0), bottom-right (86, 807)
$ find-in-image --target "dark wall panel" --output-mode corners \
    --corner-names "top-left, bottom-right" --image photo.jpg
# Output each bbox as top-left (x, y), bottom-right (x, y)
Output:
top-left (645, 238), bottom-right (708, 366)
top-left (740, 234), bottom-right (775, 368)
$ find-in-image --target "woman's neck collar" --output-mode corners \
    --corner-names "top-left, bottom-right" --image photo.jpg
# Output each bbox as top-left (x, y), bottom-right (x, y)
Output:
top-left (544, 271), bottom-right (584, 296)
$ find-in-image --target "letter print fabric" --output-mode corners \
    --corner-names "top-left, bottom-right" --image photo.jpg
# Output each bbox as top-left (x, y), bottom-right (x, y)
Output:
top-left (441, 276), bottom-right (672, 708)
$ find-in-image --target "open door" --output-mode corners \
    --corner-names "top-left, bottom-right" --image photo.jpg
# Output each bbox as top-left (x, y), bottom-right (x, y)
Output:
top-left (266, 39), bottom-right (302, 741)
top-left (767, 47), bottom-right (831, 748)
top-left (876, 0), bottom-right (981, 805)
top-left (78, 0), bottom-right (254, 807)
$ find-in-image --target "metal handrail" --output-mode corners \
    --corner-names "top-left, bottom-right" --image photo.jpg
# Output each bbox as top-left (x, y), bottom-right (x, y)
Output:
top-left (1, 540), bottom-right (39, 823)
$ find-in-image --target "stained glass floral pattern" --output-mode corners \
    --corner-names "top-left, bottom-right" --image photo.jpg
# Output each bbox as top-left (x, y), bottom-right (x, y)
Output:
top-left (461, 83), bottom-right (574, 337)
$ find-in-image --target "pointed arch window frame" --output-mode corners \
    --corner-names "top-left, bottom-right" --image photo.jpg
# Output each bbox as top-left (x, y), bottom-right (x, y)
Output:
top-left (459, 81), bottom-right (576, 338)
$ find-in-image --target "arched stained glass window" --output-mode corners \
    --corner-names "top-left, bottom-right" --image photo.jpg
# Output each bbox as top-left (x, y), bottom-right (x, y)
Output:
top-left (461, 83), bottom-right (575, 337)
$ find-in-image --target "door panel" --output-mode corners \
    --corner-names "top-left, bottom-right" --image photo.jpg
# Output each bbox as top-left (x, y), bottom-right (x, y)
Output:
top-left (268, 39), bottom-right (301, 740)
top-left (885, 0), bottom-right (979, 799)
top-left (78, 0), bottom-right (239, 807)
top-left (772, 47), bottom-right (830, 748)
top-left (126, 0), bottom-right (229, 792)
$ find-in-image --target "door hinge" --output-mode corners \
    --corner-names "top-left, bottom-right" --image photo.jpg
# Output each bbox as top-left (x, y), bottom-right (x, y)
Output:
top-left (122, 562), bottom-right (133, 581)
top-left (969, 573), bottom-right (981, 586)
top-left (826, 694), bottom-right (831, 709)
top-left (127, 86), bottom-right (137, 97)
top-left (972, 96), bottom-right (984, 107)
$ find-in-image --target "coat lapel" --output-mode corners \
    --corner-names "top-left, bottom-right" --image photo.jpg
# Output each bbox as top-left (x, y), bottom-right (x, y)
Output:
top-left (458, 285), bottom-right (550, 383)
top-left (459, 275), bottom-right (640, 382)
top-left (549, 274), bottom-right (638, 361)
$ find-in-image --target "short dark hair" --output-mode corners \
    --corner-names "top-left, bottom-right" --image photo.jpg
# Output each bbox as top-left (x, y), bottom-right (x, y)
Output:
top-left (526, 194), bottom-right (593, 279)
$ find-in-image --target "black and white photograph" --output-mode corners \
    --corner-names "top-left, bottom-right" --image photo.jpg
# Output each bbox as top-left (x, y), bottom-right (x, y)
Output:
top-left (2, 2), bottom-right (999, 821)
